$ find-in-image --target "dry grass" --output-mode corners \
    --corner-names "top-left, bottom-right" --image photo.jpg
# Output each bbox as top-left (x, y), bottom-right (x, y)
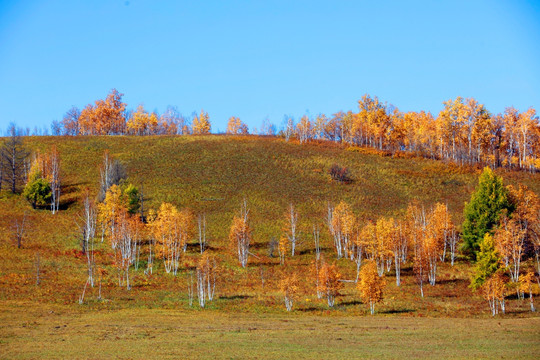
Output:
top-left (1, 301), bottom-right (539, 359)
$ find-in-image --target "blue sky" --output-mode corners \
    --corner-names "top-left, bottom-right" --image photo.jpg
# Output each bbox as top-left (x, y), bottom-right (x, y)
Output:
top-left (0, 0), bottom-right (539, 133)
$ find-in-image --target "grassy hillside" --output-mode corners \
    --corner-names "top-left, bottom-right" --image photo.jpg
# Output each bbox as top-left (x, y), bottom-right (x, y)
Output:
top-left (1, 135), bottom-right (539, 358)
top-left (1, 135), bottom-right (539, 313)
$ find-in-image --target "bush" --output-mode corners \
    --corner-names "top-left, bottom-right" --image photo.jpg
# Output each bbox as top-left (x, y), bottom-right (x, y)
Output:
top-left (329, 164), bottom-right (351, 183)
top-left (23, 177), bottom-right (52, 209)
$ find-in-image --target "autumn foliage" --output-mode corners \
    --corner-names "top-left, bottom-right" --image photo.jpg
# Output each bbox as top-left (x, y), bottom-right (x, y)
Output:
top-left (79, 89), bottom-right (126, 135)
top-left (56, 90), bottom-right (539, 172)
top-left (317, 262), bottom-right (343, 307)
top-left (358, 260), bottom-right (386, 314)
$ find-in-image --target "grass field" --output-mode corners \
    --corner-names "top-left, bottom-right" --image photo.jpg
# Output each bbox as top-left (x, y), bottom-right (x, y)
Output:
top-left (1, 301), bottom-right (539, 359)
top-left (0, 135), bottom-right (539, 358)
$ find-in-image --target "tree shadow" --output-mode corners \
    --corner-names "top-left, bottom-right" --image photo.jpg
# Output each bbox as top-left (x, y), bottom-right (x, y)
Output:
top-left (297, 306), bottom-right (324, 312)
top-left (220, 294), bottom-right (252, 301)
top-left (339, 300), bottom-right (363, 306)
top-left (437, 278), bottom-right (468, 285)
top-left (59, 198), bottom-right (77, 211)
top-left (381, 308), bottom-right (415, 314)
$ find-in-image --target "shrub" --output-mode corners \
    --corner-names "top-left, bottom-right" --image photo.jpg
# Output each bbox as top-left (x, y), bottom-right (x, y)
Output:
top-left (329, 164), bottom-right (351, 183)
top-left (23, 177), bottom-right (52, 209)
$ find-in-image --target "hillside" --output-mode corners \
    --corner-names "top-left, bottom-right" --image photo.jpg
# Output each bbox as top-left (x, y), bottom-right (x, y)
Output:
top-left (1, 135), bottom-right (540, 313)
top-left (2, 135), bottom-right (540, 358)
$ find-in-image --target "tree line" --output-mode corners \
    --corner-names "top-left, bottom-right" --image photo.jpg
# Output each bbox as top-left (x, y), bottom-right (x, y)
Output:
top-left (40, 89), bottom-right (540, 172)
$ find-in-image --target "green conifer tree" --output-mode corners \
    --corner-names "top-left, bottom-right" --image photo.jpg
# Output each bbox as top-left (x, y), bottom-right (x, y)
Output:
top-left (23, 175), bottom-right (52, 209)
top-left (461, 167), bottom-right (511, 260)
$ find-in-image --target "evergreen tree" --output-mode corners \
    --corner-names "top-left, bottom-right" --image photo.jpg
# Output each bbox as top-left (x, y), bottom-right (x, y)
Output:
top-left (23, 176), bottom-right (52, 209)
top-left (470, 233), bottom-right (501, 290)
top-left (461, 167), bottom-right (511, 260)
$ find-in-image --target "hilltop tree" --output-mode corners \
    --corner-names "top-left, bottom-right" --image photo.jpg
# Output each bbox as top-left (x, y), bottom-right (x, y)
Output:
top-left (126, 104), bottom-right (159, 135)
top-left (161, 106), bottom-right (187, 135)
top-left (296, 115), bottom-right (313, 143)
top-left (61, 106), bottom-right (81, 135)
top-left (78, 89), bottom-right (126, 135)
top-left (192, 110), bottom-right (211, 135)
top-left (462, 167), bottom-right (512, 259)
top-left (358, 260), bottom-right (386, 315)
top-left (226, 117), bottom-right (248, 135)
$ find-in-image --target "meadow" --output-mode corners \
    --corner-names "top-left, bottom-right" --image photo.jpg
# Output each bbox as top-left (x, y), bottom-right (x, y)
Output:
top-left (1, 135), bottom-right (539, 358)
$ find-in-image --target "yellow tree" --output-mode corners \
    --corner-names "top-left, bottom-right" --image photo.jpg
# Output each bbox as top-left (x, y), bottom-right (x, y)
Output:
top-left (192, 110), bottom-right (211, 134)
top-left (196, 252), bottom-right (218, 307)
top-left (26, 146), bottom-right (61, 213)
top-left (115, 210), bottom-right (143, 289)
top-left (501, 107), bottom-right (520, 167)
top-left (482, 270), bottom-right (507, 315)
top-left (226, 116), bottom-right (248, 135)
top-left (330, 201), bottom-right (356, 259)
top-left (516, 107), bottom-right (538, 169)
top-left (79, 89), bottom-right (126, 135)
top-left (361, 218), bottom-right (393, 277)
top-left (150, 203), bottom-right (192, 275)
top-left (424, 203), bottom-right (451, 285)
top-left (356, 94), bottom-right (390, 149)
top-left (317, 262), bottom-right (343, 307)
top-left (280, 271), bottom-right (299, 311)
top-left (390, 220), bottom-right (408, 286)
top-left (126, 104), bottom-right (150, 135)
top-left (413, 241), bottom-right (428, 298)
top-left (229, 200), bottom-right (251, 267)
top-left (437, 97), bottom-right (467, 162)
top-left (519, 271), bottom-right (537, 312)
top-left (358, 260), bottom-right (386, 314)
top-left (471, 108), bottom-right (495, 164)
top-left (98, 184), bottom-right (127, 248)
top-left (313, 114), bottom-right (327, 140)
top-left (296, 115), bottom-right (313, 144)
top-left (278, 234), bottom-right (288, 265)
top-left (496, 185), bottom-right (540, 282)
top-left (97, 185), bottom-right (142, 289)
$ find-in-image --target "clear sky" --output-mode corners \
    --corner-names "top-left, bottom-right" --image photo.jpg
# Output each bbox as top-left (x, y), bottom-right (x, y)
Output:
top-left (0, 0), bottom-right (539, 133)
